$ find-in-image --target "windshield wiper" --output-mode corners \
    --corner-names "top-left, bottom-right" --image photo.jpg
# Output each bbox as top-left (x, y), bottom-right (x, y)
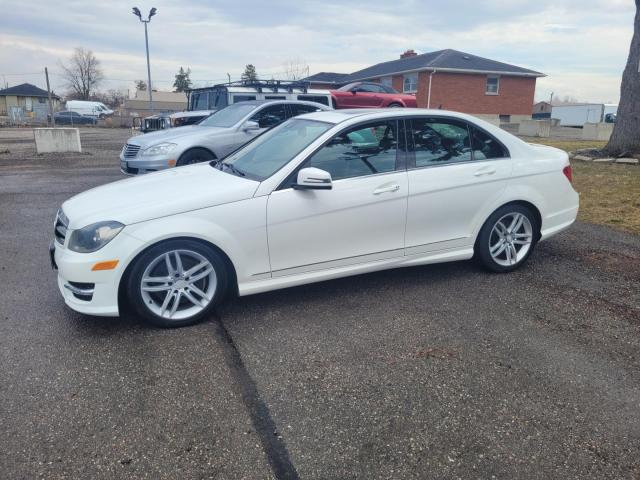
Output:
top-left (222, 163), bottom-right (246, 177)
top-left (212, 160), bottom-right (245, 177)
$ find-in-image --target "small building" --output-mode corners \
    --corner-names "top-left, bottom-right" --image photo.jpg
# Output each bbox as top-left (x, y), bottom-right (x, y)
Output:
top-left (121, 90), bottom-right (188, 118)
top-left (532, 101), bottom-right (552, 119)
top-left (305, 49), bottom-right (544, 123)
top-left (0, 83), bottom-right (61, 115)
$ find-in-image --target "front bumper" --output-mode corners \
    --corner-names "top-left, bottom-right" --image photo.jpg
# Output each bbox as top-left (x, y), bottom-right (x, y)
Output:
top-left (52, 231), bottom-right (146, 317)
top-left (119, 152), bottom-right (173, 176)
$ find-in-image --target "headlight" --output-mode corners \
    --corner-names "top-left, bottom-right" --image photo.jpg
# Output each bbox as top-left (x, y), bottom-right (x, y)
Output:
top-left (68, 221), bottom-right (124, 253)
top-left (142, 142), bottom-right (178, 156)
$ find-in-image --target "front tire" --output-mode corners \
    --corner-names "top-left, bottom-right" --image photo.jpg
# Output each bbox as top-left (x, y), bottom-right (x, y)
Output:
top-left (475, 204), bottom-right (538, 272)
top-left (177, 148), bottom-right (215, 166)
top-left (127, 239), bottom-right (228, 328)
top-left (387, 103), bottom-right (403, 108)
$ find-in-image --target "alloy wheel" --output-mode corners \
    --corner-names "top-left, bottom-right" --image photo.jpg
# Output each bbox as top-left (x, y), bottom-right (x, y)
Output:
top-left (488, 212), bottom-right (533, 267)
top-left (140, 249), bottom-right (217, 320)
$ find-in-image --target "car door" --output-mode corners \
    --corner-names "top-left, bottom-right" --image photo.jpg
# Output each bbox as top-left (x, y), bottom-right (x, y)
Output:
top-left (350, 84), bottom-right (381, 108)
top-left (404, 116), bottom-right (513, 255)
top-left (266, 119), bottom-right (409, 276)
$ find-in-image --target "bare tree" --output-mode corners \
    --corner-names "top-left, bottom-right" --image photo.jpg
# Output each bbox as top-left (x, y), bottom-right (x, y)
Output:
top-left (59, 47), bottom-right (104, 100)
top-left (605, 0), bottom-right (640, 155)
top-left (92, 89), bottom-right (128, 109)
top-left (135, 80), bottom-right (147, 91)
top-left (282, 57), bottom-right (309, 80)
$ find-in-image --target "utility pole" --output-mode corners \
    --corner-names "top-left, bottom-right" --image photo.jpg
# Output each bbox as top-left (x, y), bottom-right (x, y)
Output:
top-left (132, 7), bottom-right (157, 112)
top-left (45, 67), bottom-right (55, 127)
top-left (227, 73), bottom-right (231, 84)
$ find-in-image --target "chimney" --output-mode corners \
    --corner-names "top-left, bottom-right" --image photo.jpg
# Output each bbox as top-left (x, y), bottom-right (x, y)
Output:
top-left (400, 49), bottom-right (417, 59)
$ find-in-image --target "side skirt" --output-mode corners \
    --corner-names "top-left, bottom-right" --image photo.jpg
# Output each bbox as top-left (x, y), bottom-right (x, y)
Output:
top-left (237, 247), bottom-right (474, 297)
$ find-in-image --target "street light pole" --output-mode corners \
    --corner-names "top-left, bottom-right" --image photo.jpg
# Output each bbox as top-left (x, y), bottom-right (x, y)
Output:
top-left (143, 20), bottom-right (153, 112)
top-left (132, 7), bottom-right (157, 112)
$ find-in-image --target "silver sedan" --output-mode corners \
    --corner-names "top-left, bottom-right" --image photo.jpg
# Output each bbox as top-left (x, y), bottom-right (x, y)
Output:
top-left (120, 100), bottom-right (331, 175)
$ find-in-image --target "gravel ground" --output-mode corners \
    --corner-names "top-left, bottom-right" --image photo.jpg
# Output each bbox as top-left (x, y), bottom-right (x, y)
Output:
top-left (0, 128), bottom-right (639, 479)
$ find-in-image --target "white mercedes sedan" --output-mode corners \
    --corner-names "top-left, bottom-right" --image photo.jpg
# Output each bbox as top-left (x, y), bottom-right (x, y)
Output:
top-left (51, 109), bottom-right (579, 327)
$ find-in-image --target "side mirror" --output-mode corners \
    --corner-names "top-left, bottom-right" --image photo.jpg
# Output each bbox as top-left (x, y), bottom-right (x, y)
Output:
top-left (351, 89), bottom-right (358, 95)
top-left (243, 120), bottom-right (260, 131)
top-left (293, 167), bottom-right (332, 190)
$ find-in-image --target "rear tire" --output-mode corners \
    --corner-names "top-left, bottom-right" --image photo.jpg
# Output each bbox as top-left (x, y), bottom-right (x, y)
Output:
top-left (127, 239), bottom-right (228, 328)
top-left (475, 204), bottom-right (538, 273)
top-left (177, 148), bottom-right (215, 166)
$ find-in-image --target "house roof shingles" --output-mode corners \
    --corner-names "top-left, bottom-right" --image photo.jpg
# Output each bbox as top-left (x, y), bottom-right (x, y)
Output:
top-left (303, 72), bottom-right (350, 84)
top-left (0, 83), bottom-right (60, 99)
top-left (341, 49), bottom-right (544, 83)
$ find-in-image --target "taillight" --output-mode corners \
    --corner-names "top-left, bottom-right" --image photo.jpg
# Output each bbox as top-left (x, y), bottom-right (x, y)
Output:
top-left (563, 165), bottom-right (573, 183)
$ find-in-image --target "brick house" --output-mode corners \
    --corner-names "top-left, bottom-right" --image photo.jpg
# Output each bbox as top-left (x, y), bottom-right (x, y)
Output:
top-left (305, 49), bottom-right (544, 122)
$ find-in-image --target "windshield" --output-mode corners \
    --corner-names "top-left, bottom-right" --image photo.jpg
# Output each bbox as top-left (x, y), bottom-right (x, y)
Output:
top-left (221, 119), bottom-right (333, 180)
top-left (198, 103), bottom-right (258, 128)
top-left (337, 82), bottom-right (360, 92)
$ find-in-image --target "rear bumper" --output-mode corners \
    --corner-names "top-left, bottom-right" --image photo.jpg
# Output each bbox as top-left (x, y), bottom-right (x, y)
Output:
top-left (540, 201), bottom-right (579, 241)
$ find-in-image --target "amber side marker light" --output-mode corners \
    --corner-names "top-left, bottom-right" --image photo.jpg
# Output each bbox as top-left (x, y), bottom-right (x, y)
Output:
top-left (167, 159), bottom-right (177, 166)
top-left (92, 260), bottom-right (119, 271)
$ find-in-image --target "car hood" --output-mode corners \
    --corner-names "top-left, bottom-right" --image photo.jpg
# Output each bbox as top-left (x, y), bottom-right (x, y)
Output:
top-left (62, 163), bottom-right (259, 229)
top-left (127, 125), bottom-right (228, 147)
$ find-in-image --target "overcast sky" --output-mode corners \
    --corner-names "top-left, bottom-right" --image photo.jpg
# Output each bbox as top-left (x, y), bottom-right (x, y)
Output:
top-left (0, 0), bottom-right (634, 103)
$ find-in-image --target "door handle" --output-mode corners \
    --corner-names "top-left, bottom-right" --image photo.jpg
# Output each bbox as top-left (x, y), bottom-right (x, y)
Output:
top-left (373, 184), bottom-right (400, 195)
top-left (474, 167), bottom-right (496, 177)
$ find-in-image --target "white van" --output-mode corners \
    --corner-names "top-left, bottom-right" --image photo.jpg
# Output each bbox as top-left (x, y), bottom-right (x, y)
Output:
top-left (66, 100), bottom-right (114, 118)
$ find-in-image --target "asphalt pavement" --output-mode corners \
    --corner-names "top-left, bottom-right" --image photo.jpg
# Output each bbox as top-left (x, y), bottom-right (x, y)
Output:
top-left (1, 128), bottom-right (639, 479)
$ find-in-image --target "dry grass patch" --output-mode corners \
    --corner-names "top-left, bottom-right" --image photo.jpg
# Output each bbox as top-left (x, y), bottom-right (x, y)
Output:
top-left (572, 162), bottom-right (640, 235)
top-left (520, 138), bottom-right (607, 153)
top-left (524, 138), bottom-right (640, 235)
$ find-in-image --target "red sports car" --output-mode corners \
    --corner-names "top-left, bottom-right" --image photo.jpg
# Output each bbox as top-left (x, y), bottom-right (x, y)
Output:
top-left (330, 82), bottom-right (418, 109)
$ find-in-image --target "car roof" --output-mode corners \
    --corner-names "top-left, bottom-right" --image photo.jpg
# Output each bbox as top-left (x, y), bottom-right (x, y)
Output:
top-left (296, 108), bottom-right (492, 125)
top-left (230, 99), bottom-right (329, 106)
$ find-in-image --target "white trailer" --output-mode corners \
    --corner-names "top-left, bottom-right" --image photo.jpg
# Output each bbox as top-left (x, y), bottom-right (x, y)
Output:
top-left (551, 103), bottom-right (618, 127)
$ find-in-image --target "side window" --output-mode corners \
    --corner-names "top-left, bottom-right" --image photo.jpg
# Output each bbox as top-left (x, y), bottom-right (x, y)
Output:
top-left (250, 104), bottom-right (288, 128)
top-left (470, 127), bottom-right (508, 159)
top-left (409, 118), bottom-right (472, 167)
top-left (354, 84), bottom-right (380, 93)
top-left (289, 104), bottom-right (323, 117)
top-left (297, 95), bottom-right (329, 106)
top-left (232, 95), bottom-right (257, 103)
top-left (306, 121), bottom-right (398, 181)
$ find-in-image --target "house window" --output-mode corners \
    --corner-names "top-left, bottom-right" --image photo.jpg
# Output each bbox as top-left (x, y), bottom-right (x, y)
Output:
top-left (403, 73), bottom-right (418, 93)
top-left (486, 76), bottom-right (500, 95)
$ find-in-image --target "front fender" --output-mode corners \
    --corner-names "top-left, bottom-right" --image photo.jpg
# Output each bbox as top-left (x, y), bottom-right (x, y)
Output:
top-left (122, 197), bottom-right (270, 285)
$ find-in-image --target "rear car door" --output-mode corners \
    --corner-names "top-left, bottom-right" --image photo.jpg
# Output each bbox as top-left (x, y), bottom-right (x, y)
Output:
top-left (266, 119), bottom-right (409, 276)
top-left (404, 116), bottom-right (512, 254)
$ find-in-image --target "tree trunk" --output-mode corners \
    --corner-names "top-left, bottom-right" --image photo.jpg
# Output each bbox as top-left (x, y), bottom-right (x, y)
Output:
top-left (605, 0), bottom-right (640, 156)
